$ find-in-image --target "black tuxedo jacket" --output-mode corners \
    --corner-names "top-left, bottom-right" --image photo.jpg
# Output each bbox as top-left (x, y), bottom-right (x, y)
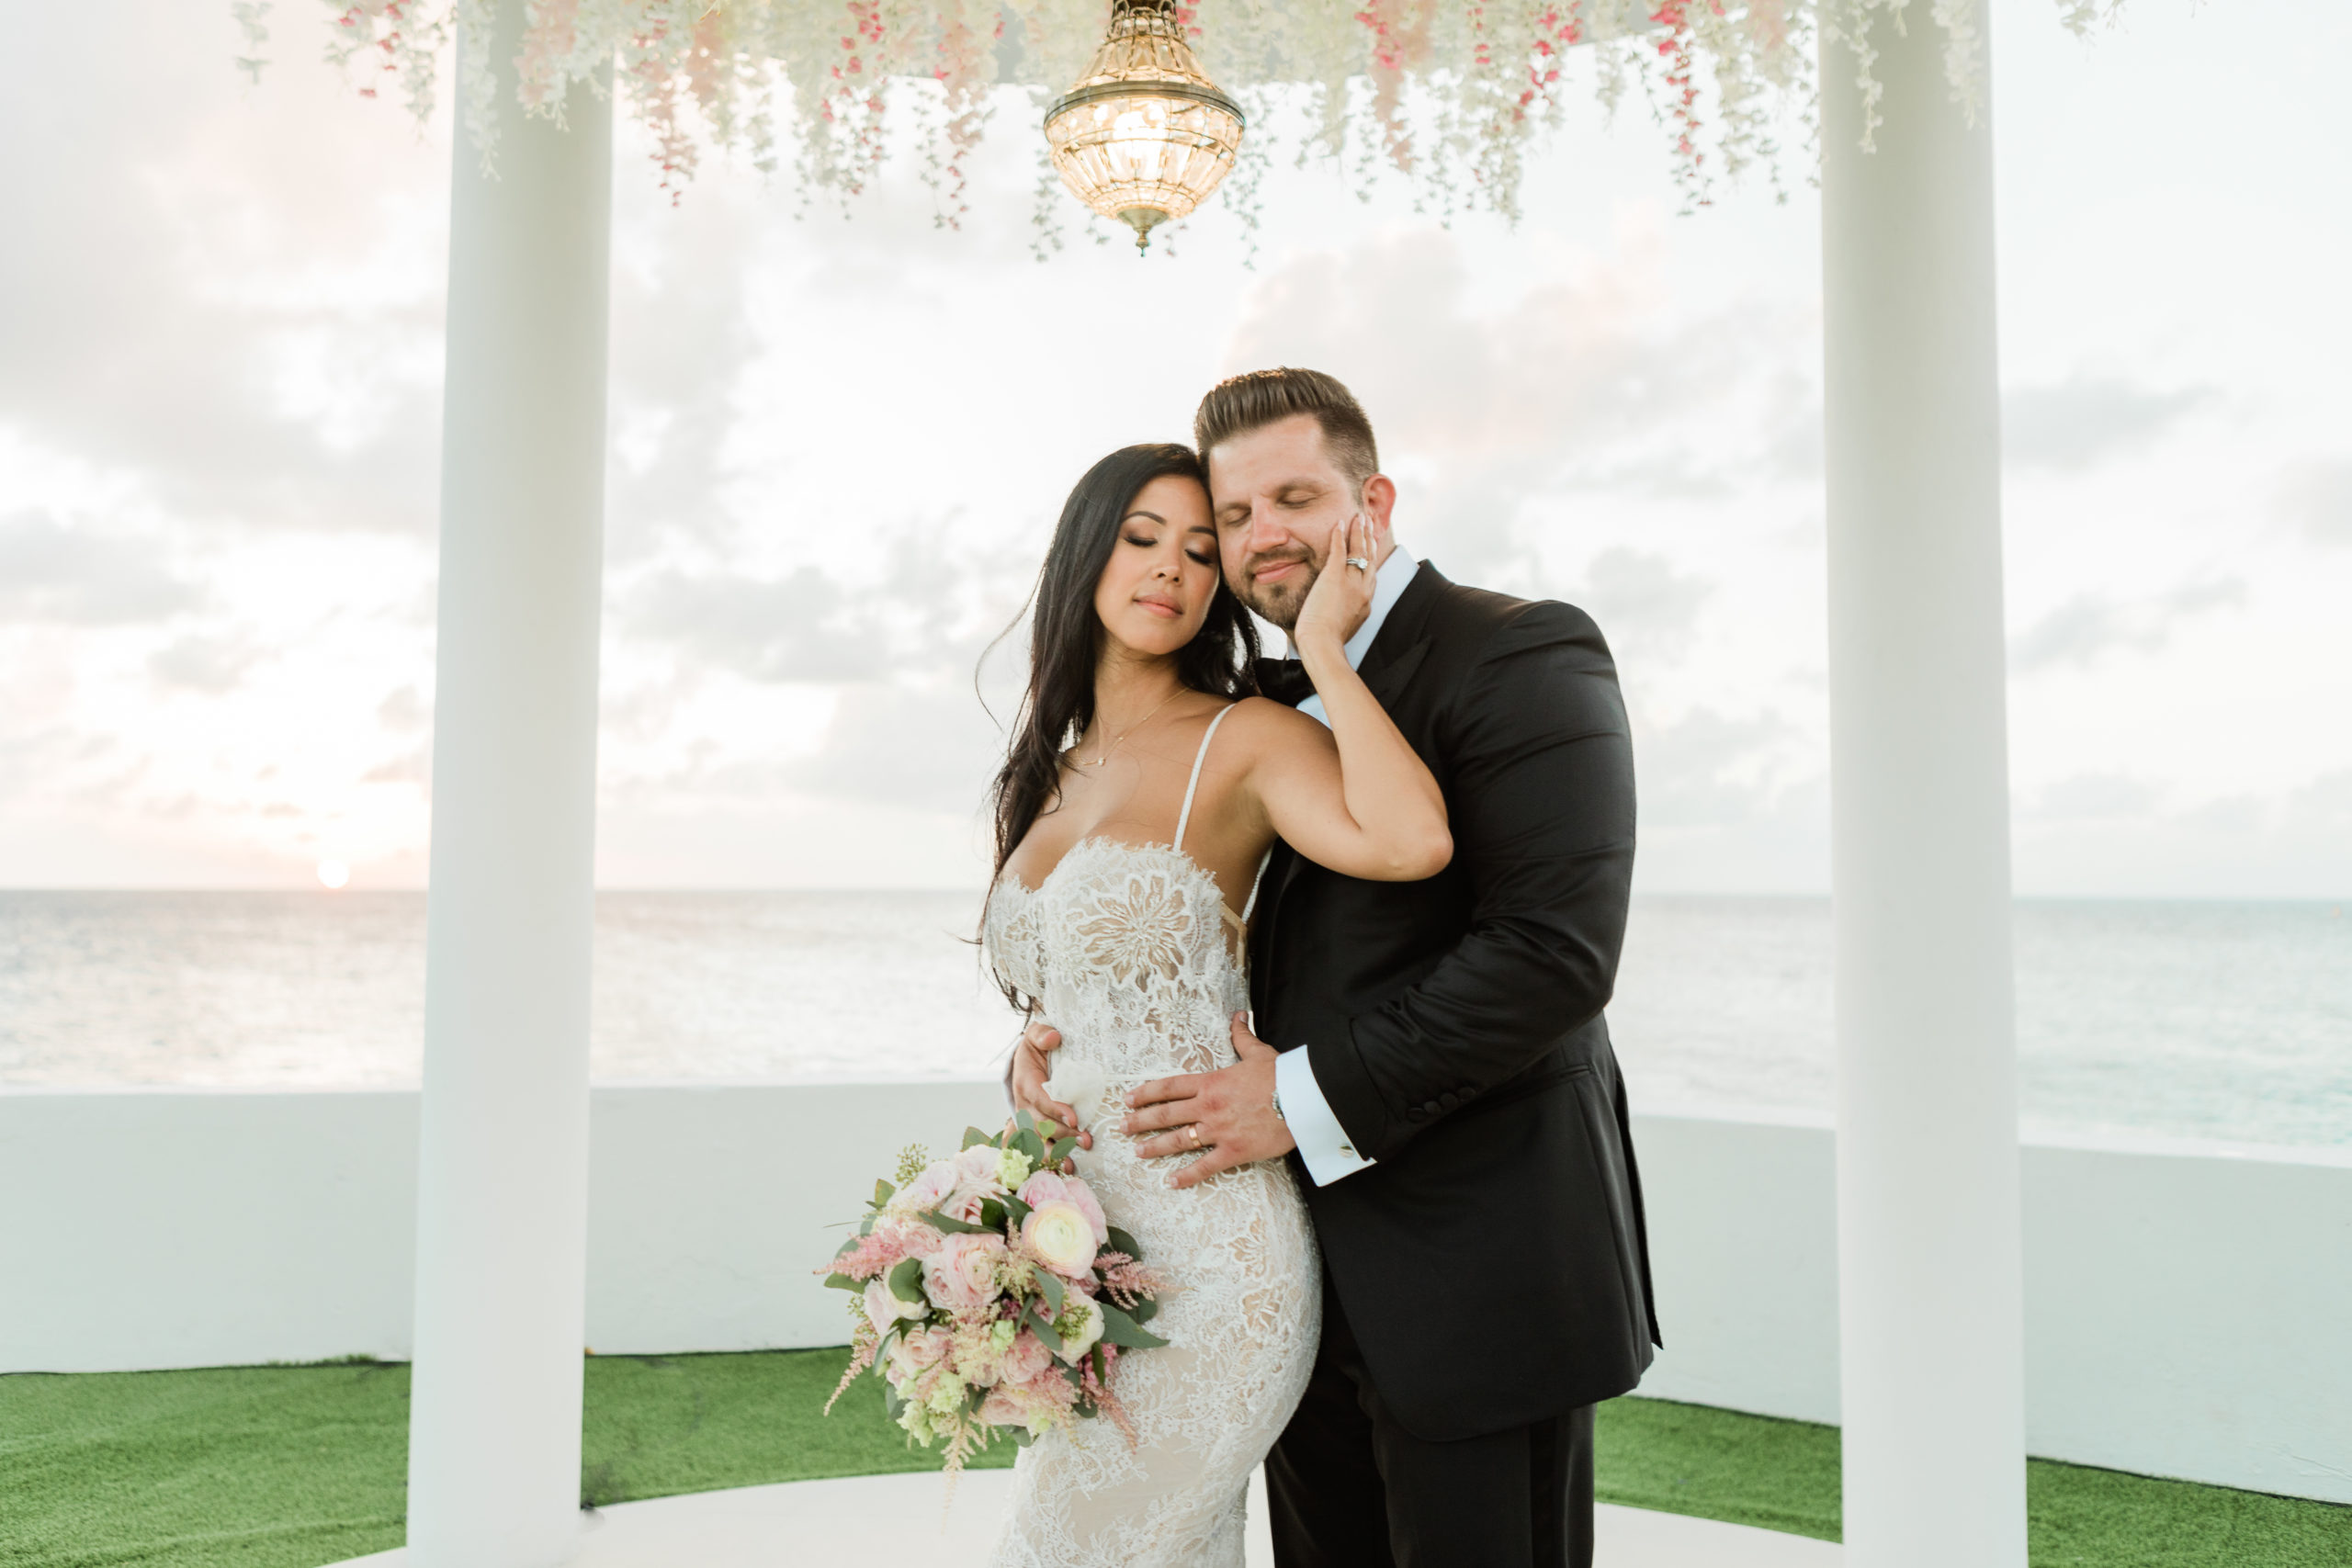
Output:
top-left (1250, 561), bottom-right (1660, 1441)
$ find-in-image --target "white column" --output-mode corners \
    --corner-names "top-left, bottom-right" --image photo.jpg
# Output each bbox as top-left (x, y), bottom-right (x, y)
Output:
top-left (1820, 7), bottom-right (2027, 1568)
top-left (407, 0), bottom-right (611, 1559)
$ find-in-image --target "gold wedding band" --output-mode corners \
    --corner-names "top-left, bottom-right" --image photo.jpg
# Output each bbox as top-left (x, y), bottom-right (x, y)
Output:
top-left (1187, 1125), bottom-right (1202, 1145)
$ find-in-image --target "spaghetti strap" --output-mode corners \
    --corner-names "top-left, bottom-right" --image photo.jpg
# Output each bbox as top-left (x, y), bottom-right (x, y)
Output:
top-left (1172, 705), bottom-right (1238, 852)
top-left (1240, 847), bottom-right (1273, 922)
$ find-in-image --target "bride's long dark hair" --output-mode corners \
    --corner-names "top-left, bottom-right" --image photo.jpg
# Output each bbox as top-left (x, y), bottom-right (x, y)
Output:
top-left (981, 443), bottom-right (1259, 1006)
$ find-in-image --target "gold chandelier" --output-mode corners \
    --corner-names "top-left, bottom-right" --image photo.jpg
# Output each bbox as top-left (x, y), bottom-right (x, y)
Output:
top-left (1042, 0), bottom-right (1246, 254)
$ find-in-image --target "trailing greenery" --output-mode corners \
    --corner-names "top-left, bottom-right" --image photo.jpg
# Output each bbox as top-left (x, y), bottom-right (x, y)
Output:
top-left (2, 1353), bottom-right (2345, 1568)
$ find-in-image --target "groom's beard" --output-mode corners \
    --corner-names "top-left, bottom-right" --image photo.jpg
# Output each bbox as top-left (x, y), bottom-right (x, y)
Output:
top-left (1231, 545), bottom-right (1319, 632)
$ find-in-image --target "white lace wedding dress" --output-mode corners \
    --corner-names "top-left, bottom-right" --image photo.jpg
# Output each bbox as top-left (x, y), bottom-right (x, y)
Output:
top-left (982, 705), bottom-right (1321, 1567)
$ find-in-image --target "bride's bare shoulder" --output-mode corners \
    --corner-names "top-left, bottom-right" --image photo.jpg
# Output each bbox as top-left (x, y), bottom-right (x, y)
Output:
top-left (1219, 696), bottom-right (1335, 759)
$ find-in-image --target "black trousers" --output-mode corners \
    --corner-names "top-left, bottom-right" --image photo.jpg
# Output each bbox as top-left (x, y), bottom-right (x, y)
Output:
top-left (1267, 1280), bottom-right (1595, 1568)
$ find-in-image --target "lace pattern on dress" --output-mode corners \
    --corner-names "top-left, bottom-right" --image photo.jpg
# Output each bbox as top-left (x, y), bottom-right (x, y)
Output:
top-left (981, 829), bottom-right (1320, 1568)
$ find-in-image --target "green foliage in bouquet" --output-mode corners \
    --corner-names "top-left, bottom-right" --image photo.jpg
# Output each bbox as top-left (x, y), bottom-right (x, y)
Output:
top-left (818, 1111), bottom-right (1172, 1478)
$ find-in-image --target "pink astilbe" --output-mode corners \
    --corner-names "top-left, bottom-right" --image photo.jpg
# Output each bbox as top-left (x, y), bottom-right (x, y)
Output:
top-left (824, 1217), bottom-right (939, 1282)
top-left (1080, 1347), bottom-right (1139, 1452)
top-left (822, 1318), bottom-right (879, 1416)
top-left (1092, 1252), bottom-right (1174, 1312)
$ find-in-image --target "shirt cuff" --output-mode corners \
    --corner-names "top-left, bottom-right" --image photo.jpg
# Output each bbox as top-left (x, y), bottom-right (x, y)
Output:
top-left (1276, 1045), bottom-right (1376, 1187)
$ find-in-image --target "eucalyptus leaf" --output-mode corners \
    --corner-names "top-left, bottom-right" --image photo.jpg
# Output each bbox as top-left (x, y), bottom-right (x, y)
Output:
top-left (1104, 1225), bottom-right (1144, 1262)
top-left (1035, 1268), bottom-right (1065, 1317)
top-left (873, 1179), bottom-right (896, 1209)
top-left (1127, 1294), bottom-right (1159, 1325)
top-left (962, 1126), bottom-right (994, 1151)
top-left (1023, 1303), bottom-right (1061, 1349)
top-left (1002, 1194), bottom-right (1033, 1226)
top-left (888, 1256), bottom-right (926, 1304)
top-left (1096, 1301), bottom-right (1170, 1350)
top-left (920, 1208), bottom-right (994, 1235)
top-left (821, 1271), bottom-right (859, 1292)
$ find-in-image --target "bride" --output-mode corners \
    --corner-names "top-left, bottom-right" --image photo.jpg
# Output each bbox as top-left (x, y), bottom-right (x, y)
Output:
top-left (980, 442), bottom-right (1451, 1566)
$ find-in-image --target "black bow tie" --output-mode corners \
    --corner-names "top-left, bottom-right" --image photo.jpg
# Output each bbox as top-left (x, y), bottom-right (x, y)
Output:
top-left (1255, 658), bottom-right (1315, 706)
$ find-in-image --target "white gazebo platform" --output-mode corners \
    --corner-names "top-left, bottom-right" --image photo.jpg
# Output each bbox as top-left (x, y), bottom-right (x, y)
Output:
top-left (330, 1469), bottom-right (1839, 1567)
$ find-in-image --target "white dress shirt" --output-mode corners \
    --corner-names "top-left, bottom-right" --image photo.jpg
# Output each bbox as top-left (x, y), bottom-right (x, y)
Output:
top-left (1272, 539), bottom-right (1421, 1187)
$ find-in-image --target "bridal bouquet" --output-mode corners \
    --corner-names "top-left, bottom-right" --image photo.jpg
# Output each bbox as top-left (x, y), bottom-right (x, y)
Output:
top-left (820, 1111), bottom-right (1171, 1475)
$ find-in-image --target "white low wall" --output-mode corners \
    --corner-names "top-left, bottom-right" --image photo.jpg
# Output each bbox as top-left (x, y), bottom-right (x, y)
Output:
top-left (3, 1089), bottom-right (2346, 1505)
top-left (1634, 1109), bottom-right (2352, 1506)
top-left (0, 1083), bottom-right (1005, 1370)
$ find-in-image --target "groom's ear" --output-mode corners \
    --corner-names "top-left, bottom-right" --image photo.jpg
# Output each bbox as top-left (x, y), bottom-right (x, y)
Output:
top-left (1361, 473), bottom-right (1398, 536)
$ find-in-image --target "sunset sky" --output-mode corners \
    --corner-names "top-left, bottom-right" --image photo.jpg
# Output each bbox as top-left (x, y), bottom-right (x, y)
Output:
top-left (2, 0), bottom-right (2346, 897)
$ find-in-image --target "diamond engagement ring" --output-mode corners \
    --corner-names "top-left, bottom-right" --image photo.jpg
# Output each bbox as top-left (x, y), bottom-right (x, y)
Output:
top-left (1345, 555), bottom-right (1370, 570)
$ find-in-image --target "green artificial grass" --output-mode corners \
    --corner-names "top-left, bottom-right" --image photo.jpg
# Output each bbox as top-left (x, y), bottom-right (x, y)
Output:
top-left (1595, 1398), bottom-right (2352, 1566)
top-left (4, 1352), bottom-right (2346, 1568)
top-left (1595, 1395), bottom-right (1844, 1540)
top-left (0, 1357), bottom-right (411, 1568)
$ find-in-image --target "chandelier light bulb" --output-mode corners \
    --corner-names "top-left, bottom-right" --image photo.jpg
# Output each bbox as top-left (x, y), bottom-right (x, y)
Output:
top-left (1042, 0), bottom-right (1246, 254)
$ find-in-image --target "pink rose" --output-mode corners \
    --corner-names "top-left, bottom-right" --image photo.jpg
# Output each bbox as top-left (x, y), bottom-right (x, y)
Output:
top-left (978, 1358), bottom-right (1078, 1436)
top-left (888, 1159), bottom-right (957, 1217)
top-left (1017, 1170), bottom-right (1108, 1246)
top-left (1001, 1327), bottom-right (1055, 1384)
top-left (942, 1144), bottom-right (1008, 1223)
top-left (921, 1232), bottom-right (1007, 1314)
top-left (889, 1325), bottom-right (953, 1382)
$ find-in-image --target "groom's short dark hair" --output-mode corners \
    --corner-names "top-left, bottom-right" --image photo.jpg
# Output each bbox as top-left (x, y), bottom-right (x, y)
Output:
top-left (1194, 368), bottom-right (1379, 490)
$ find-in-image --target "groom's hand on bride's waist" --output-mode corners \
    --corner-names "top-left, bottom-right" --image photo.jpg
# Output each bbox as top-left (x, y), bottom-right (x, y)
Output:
top-left (1123, 1014), bottom-right (1296, 1188)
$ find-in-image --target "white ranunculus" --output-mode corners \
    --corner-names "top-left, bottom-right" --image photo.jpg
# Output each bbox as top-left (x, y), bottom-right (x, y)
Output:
top-left (1022, 1200), bottom-right (1099, 1278)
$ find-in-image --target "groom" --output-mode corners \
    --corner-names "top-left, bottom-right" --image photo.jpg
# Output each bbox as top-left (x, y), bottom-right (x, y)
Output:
top-left (1015, 367), bottom-right (1657, 1565)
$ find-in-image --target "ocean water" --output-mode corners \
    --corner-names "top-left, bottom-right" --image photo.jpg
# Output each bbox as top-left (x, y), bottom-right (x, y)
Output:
top-left (1, 892), bottom-right (2346, 1151)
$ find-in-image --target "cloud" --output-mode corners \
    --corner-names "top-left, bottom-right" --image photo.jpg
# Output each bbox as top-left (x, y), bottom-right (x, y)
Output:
top-left (2023, 772), bottom-right (2160, 823)
top-left (377, 685), bottom-right (429, 732)
top-left (146, 632), bottom-right (260, 693)
top-left (628, 566), bottom-right (875, 683)
top-left (1572, 547), bottom-right (1713, 661)
top-left (361, 747), bottom-right (429, 785)
top-left (789, 680), bottom-right (1007, 817)
top-left (1636, 706), bottom-right (1801, 829)
top-left (2009, 577), bottom-right (2245, 673)
top-left (2013, 767), bottom-right (2352, 898)
top-left (0, 513), bottom-right (200, 625)
top-left (621, 523), bottom-right (1035, 690)
top-left (2002, 376), bottom-right (2216, 471)
top-left (1218, 225), bottom-right (1819, 585)
top-left (2277, 458), bottom-right (2352, 546)
top-left (0, 6), bottom-right (446, 543)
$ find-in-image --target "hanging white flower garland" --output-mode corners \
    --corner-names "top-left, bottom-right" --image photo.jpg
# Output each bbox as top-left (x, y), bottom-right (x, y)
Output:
top-left (264, 1), bottom-right (2126, 236)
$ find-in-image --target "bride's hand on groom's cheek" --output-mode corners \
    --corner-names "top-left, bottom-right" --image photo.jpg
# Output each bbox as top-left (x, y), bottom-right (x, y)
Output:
top-left (1122, 1014), bottom-right (1295, 1188)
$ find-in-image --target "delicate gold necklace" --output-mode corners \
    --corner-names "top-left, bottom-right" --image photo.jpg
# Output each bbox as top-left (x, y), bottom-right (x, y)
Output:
top-left (1080, 687), bottom-right (1182, 768)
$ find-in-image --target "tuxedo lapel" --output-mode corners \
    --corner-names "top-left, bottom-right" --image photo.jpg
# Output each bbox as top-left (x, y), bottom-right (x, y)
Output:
top-left (1362, 637), bottom-right (1430, 707)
